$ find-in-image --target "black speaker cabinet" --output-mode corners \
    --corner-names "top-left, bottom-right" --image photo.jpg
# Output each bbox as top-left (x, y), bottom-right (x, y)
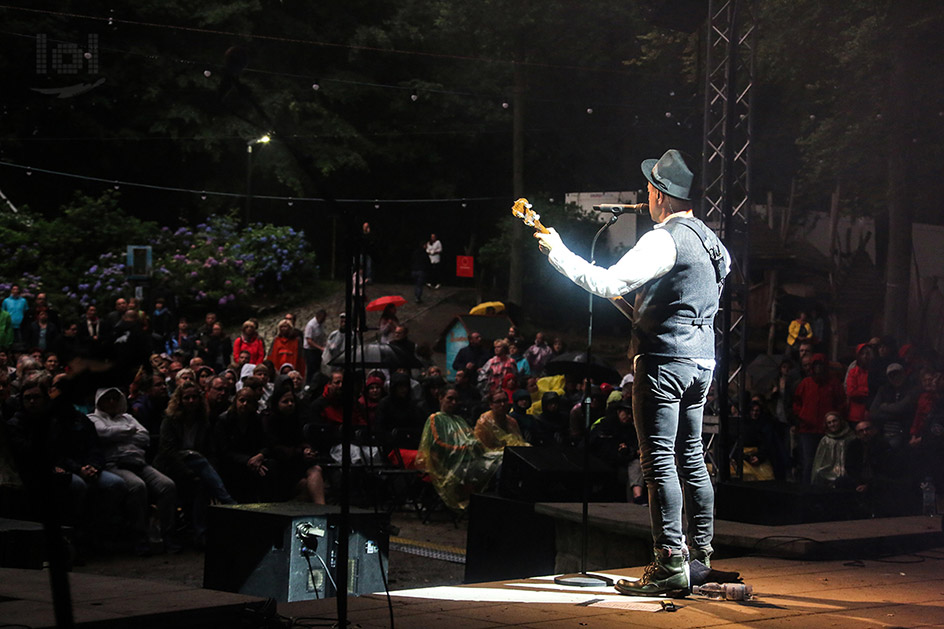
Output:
top-left (204, 503), bottom-right (389, 601)
top-left (498, 446), bottom-right (618, 502)
top-left (715, 480), bottom-right (860, 525)
top-left (465, 494), bottom-right (556, 583)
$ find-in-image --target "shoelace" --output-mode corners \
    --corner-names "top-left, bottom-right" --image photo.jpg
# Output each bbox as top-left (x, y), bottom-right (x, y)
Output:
top-left (640, 561), bottom-right (659, 584)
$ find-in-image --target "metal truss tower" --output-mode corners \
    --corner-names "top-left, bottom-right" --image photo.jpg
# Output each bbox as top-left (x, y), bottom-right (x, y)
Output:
top-left (700, 0), bottom-right (754, 481)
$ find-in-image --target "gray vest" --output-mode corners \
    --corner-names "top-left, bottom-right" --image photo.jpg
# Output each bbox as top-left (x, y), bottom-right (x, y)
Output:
top-left (631, 217), bottom-right (727, 360)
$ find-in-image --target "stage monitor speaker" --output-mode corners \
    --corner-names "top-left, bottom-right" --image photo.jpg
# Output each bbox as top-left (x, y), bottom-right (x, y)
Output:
top-left (716, 480), bottom-right (860, 525)
top-left (204, 503), bottom-right (389, 602)
top-left (498, 446), bottom-right (617, 502)
top-left (465, 494), bottom-right (556, 583)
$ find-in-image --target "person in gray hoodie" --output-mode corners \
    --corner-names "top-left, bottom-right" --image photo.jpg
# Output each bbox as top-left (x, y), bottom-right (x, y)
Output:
top-left (88, 387), bottom-right (179, 555)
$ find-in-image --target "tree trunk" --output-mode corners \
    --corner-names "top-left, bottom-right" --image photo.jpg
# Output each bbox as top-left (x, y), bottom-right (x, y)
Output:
top-left (882, 14), bottom-right (915, 340)
top-left (507, 59), bottom-right (526, 306)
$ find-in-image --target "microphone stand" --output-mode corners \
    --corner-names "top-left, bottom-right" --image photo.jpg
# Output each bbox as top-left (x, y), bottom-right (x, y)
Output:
top-left (554, 214), bottom-right (619, 588)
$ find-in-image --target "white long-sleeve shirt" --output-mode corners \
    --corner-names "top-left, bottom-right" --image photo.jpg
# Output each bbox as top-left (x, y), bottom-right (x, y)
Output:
top-left (546, 211), bottom-right (726, 369)
top-left (547, 215), bottom-right (683, 298)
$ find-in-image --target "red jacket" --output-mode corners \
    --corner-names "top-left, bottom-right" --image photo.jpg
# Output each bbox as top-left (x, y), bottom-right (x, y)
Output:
top-left (793, 375), bottom-right (845, 434)
top-left (845, 364), bottom-right (870, 424)
top-left (233, 335), bottom-right (265, 364)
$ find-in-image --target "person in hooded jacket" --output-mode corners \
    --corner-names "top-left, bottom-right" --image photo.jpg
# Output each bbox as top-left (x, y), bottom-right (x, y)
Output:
top-left (88, 386), bottom-right (179, 555)
top-left (811, 411), bottom-right (856, 488)
top-left (7, 373), bottom-right (127, 550)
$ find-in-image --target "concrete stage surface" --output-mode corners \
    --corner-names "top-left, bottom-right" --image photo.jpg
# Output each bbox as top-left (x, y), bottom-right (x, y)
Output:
top-left (279, 548), bottom-right (944, 628)
top-left (3, 545), bottom-right (944, 627)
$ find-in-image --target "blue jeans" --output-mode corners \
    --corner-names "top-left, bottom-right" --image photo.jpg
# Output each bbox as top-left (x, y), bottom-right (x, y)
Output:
top-left (183, 454), bottom-right (235, 537)
top-left (633, 355), bottom-right (714, 552)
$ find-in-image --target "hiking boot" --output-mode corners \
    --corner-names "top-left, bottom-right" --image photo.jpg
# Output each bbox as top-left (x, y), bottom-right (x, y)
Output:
top-left (690, 545), bottom-right (713, 569)
top-left (615, 549), bottom-right (689, 598)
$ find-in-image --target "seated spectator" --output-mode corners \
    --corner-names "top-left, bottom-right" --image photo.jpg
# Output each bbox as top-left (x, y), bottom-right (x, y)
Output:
top-left (262, 379), bottom-right (325, 504)
top-left (195, 365), bottom-right (215, 391)
top-left (43, 352), bottom-right (60, 376)
top-left (7, 374), bottom-right (127, 552)
top-left (844, 419), bottom-right (905, 516)
top-left (377, 373), bottom-right (424, 449)
top-left (154, 381), bottom-right (235, 547)
top-left (308, 369), bottom-right (365, 430)
top-left (509, 339), bottom-right (531, 379)
top-left (733, 396), bottom-right (776, 482)
top-left (267, 319), bottom-right (304, 380)
top-left (88, 387), bottom-right (179, 555)
top-left (359, 373), bottom-right (385, 427)
top-left (508, 389), bottom-right (534, 439)
top-left (418, 374), bottom-right (447, 419)
top-left (811, 411), bottom-right (855, 488)
top-left (129, 370), bottom-right (169, 460)
top-left (204, 374), bottom-right (231, 424)
top-left (453, 368), bottom-right (482, 421)
top-left (474, 391), bottom-right (529, 452)
top-left (524, 332), bottom-right (554, 377)
top-left (478, 339), bottom-right (517, 397)
top-left (529, 391), bottom-right (568, 446)
top-left (213, 387), bottom-right (273, 503)
top-left (590, 399), bottom-right (645, 503)
top-left (415, 386), bottom-right (503, 511)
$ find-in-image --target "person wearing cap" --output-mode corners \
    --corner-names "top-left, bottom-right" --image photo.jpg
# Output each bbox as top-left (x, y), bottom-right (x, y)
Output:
top-left (534, 149), bottom-right (730, 597)
top-left (869, 362), bottom-right (919, 450)
top-left (792, 353), bottom-right (846, 484)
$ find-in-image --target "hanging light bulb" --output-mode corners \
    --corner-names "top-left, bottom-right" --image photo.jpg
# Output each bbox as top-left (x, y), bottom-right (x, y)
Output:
top-left (312, 81), bottom-right (320, 91)
top-left (501, 102), bottom-right (509, 109)
top-left (204, 70), bottom-right (212, 78)
top-left (410, 91), bottom-right (418, 102)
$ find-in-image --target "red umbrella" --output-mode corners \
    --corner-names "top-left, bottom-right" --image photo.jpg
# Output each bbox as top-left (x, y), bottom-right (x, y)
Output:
top-left (365, 295), bottom-right (406, 312)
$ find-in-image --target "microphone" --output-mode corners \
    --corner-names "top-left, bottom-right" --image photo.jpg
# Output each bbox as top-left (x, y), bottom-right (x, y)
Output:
top-left (592, 203), bottom-right (648, 215)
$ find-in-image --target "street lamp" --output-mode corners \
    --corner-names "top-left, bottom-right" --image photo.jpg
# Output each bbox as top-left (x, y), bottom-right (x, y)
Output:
top-left (245, 134), bottom-right (271, 224)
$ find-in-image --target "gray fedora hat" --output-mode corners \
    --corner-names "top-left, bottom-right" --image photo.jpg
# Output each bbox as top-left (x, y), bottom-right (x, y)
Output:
top-left (641, 149), bottom-right (693, 201)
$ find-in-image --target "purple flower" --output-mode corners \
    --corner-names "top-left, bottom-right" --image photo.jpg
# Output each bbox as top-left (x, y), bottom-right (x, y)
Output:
top-left (218, 297), bottom-right (227, 306)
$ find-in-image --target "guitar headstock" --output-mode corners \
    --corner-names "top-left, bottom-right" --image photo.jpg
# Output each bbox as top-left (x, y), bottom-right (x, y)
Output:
top-left (511, 197), bottom-right (548, 233)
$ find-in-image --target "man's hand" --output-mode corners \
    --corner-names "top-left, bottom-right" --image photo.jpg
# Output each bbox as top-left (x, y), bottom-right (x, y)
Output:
top-left (79, 464), bottom-right (100, 479)
top-left (534, 228), bottom-right (564, 255)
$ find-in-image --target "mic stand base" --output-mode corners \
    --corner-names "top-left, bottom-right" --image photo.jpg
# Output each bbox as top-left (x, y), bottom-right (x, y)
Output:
top-left (554, 572), bottom-right (614, 587)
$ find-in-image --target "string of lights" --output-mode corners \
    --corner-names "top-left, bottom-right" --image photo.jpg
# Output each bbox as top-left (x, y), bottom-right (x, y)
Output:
top-left (0, 159), bottom-right (504, 205)
top-left (0, 28), bottom-right (651, 113)
top-left (0, 3), bottom-right (641, 77)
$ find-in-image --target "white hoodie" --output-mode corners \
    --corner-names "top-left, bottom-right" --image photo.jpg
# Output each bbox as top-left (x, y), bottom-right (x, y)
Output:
top-left (87, 387), bottom-right (151, 468)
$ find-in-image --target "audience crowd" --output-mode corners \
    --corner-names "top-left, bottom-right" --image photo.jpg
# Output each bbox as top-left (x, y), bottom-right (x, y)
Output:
top-left (0, 284), bottom-right (941, 562)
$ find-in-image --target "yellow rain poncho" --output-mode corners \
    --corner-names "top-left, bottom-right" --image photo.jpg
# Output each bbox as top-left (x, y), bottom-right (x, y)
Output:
top-left (415, 411), bottom-right (502, 511)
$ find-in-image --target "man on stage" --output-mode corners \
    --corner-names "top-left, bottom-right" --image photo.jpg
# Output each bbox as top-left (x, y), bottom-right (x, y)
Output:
top-left (534, 149), bottom-right (730, 597)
